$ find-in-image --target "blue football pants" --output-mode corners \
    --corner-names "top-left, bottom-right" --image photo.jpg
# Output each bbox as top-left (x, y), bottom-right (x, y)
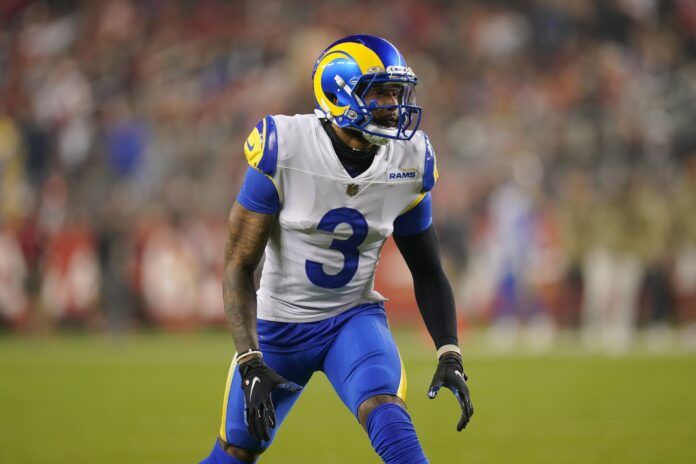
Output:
top-left (218, 303), bottom-right (406, 452)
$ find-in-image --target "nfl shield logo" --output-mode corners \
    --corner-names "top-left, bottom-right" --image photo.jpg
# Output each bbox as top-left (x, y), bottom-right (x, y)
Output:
top-left (346, 184), bottom-right (359, 196)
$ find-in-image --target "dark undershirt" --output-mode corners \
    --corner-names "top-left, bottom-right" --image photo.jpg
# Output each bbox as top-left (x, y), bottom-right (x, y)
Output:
top-left (319, 118), bottom-right (458, 349)
top-left (321, 118), bottom-right (377, 178)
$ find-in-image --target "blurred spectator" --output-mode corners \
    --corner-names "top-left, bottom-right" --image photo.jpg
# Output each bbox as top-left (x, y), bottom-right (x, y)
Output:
top-left (140, 213), bottom-right (200, 327)
top-left (103, 98), bottom-right (149, 179)
top-left (0, 224), bottom-right (29, 327)
top-left (39, 207), bottom-right (100, 326)
top-left (97, 186), bottom-right (137, 334)
top-left (0, 0), bottom-right (693, 349)
top-left (672, 154), bottom-right (696, 346)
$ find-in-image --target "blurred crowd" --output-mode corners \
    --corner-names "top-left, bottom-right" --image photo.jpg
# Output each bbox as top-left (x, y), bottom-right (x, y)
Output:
top-left (0, 0), bottom-right (694, 350)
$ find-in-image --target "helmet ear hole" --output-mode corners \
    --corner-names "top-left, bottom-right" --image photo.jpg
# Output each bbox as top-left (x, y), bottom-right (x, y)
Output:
top-left (326, 93), bottom-right (338, 104)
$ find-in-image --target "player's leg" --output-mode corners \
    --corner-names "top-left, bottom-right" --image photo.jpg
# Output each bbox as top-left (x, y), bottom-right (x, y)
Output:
top-left (201, 343), bottom-right (318, 463)
top-left (322, 304), bottom-right (428, 464)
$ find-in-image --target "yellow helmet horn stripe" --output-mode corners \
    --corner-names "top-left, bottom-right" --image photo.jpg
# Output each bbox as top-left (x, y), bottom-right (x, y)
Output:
top-left (313, 51), bottom-right (351, 117)
top-left (313, 42), bottom-right (385, 118)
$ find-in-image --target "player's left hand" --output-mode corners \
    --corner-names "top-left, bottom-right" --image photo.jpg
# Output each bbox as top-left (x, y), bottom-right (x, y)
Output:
top-left (427, 352), bottom-right (474, 431)
top-left (239, 358), bottom-right (303, 442)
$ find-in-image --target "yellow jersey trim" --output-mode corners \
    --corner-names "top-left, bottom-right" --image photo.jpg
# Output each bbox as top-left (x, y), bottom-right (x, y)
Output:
top-left (218, 353), bottom-right (238, 442)
top-left (400, 192), bottom-right (426, 215)
top-left (396, 348), bottom-right (408, 402)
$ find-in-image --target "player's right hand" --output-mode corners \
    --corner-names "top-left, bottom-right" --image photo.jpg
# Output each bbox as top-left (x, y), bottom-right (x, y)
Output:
top-left (238, 357), bottom-right (303, 442)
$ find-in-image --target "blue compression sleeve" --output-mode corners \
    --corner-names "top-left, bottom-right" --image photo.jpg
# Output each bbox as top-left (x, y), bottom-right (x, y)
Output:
top-left (367, 403), bottom-right (428, 464)
top-left (236, 166), bottom-right (281, 214)
top-left (199, 440), bottom-right (248, 464)
top-left (393, 193), bottom-right (432, 237)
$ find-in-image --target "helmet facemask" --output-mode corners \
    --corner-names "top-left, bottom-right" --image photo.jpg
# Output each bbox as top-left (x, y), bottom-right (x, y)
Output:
top-left (338, 72), bottom-right (421, 144)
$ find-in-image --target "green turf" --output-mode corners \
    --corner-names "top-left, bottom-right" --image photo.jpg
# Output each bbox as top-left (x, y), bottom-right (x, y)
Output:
top-left (1, 331), bottom-right (695, 463)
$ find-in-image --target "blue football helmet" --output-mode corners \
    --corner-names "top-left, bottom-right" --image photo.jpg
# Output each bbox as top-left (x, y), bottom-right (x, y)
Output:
top-left (312, 34), bottom-right (422, 144)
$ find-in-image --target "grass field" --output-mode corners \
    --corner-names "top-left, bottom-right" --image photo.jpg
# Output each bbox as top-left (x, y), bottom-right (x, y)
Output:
top-left (1, 330), bottom-right (695, 464)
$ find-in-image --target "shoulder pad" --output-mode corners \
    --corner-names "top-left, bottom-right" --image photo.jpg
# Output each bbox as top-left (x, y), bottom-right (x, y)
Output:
top-left (421, 133), bottom-right (438, 193)
top-left (243, 115), bottom-right (278, 176)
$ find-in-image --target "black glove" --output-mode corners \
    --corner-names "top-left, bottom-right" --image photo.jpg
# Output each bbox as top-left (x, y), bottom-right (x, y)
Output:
top-left (427, 352), bottom-right (474, 431)
top-left (238, 358), bottom-right (303, 442)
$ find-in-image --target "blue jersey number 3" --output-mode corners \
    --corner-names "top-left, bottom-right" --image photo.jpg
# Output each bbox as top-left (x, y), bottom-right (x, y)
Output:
top-left (305, 208), bottom-right (368, 289)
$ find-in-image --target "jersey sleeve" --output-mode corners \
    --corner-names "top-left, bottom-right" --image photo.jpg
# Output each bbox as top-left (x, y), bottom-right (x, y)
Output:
top-left (421, 133), bottom-right (438, 193)
top-left (237, 116), bottom-right (281, 214)
top-left (244, 115), bottom-right (279, 176)
top-left (236, 166), bottom-right (281, 214)
top-left (393, 132), bottom-right (437, 236)
top-left (393, 192), bottom-right (433, 236)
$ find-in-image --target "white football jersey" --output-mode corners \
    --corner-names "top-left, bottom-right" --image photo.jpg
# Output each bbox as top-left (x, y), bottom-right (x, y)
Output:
top-left (242, 113), bottom-right (437, 322)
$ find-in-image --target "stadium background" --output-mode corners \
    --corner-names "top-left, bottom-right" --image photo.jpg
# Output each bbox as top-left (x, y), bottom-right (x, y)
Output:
top-left (0, 0), bottom-right (695, 463)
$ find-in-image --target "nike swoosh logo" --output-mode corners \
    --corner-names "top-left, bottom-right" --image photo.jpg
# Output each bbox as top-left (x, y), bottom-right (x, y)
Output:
top-left (249, 376), bottom-right (260, 400)
top-left (246, 140), bottom-right (255, 151)
top-left (454, 370), bottom-right (466, 383)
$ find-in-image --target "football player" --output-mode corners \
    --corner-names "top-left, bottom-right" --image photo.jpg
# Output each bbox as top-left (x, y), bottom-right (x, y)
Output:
top-left (201, 35), bottom-right (473, 464)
